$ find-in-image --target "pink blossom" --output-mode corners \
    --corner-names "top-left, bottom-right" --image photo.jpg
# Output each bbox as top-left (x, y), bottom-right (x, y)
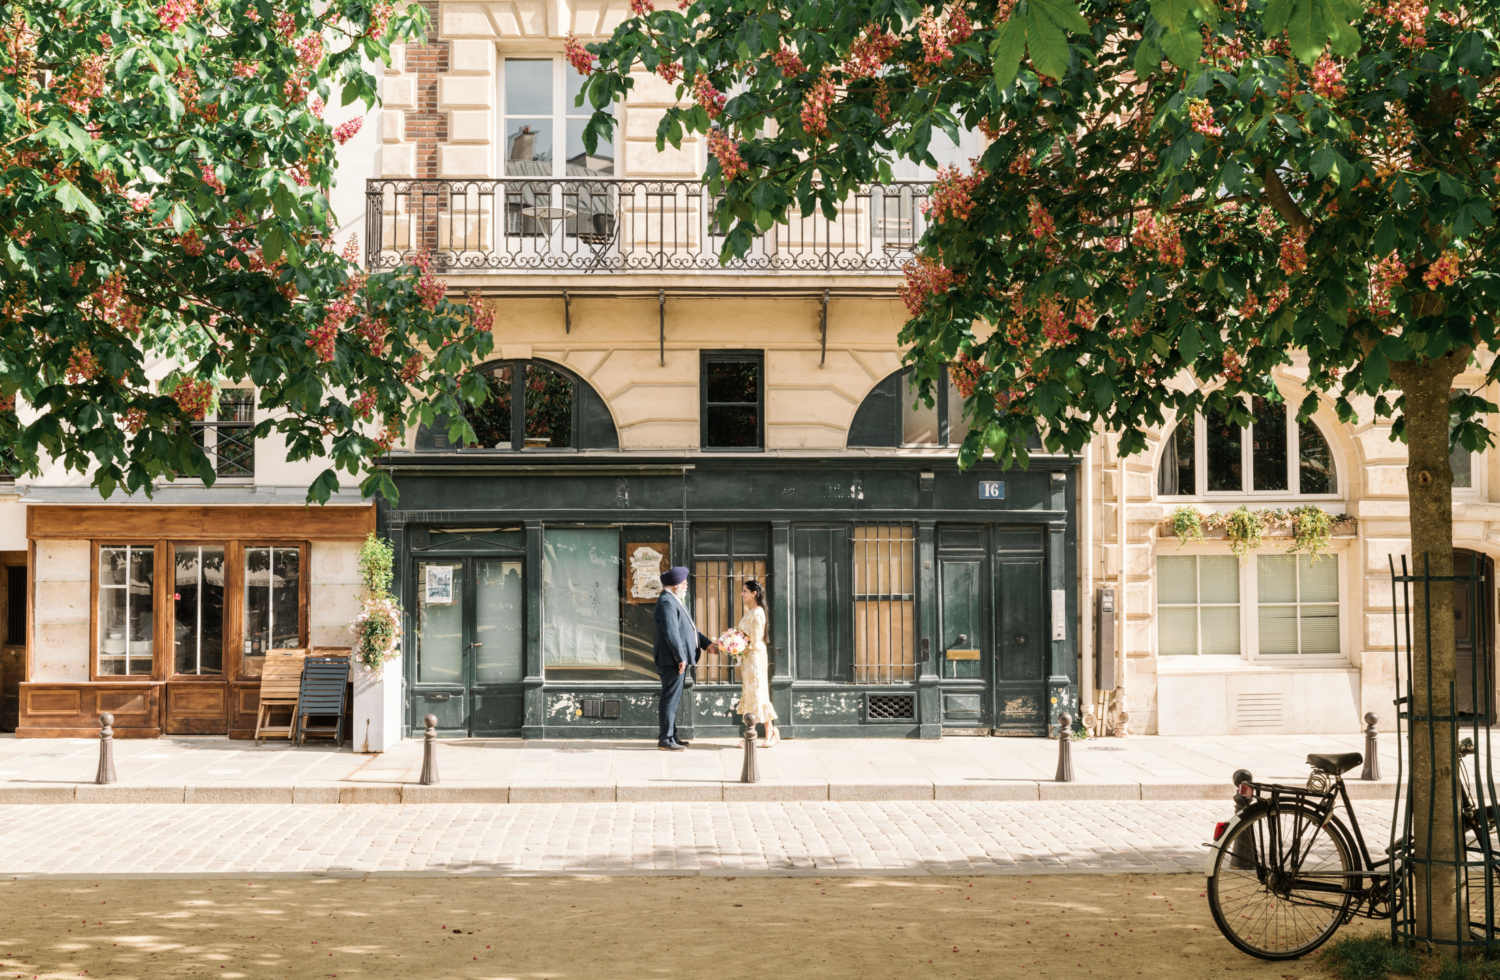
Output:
top-left (1423, 249), bottom-right (1462, 288)
top-left (565, 34), bottom-right (595, 75)
top-left (922, 163), bottom-right (984, 224)
top-left (692, 74), bottom-right (726, 119)
top-left (1311, 55), bottom-right (1346, 99)
top-left (800, 70), bottom-right (835, 136)
top-left (156, 0), bottom-right (197, 32)
top-left (413, 252), bottom-right (448, 310)
top-left (655, 61), bottom-right (683, 84)
top-left (341, 234), bottom-right (360, 263)
top-left (919, 9), bottom-right (951, 64)
top-left (294, 33), bottom-right (324, 67)
top-left (200, 163), bottom-right (225, 196)
top-left (630, 0), bottom-right (654, 14)
top-left (900, 256), bottom-right (964, 315)
top-left (1188, 98), bottom-right (1221, 138)
top-left (1027, 199), bottom-right (1054, 239)
top-left (707, 128), bottom-right (746, 181)
top-left (1279, 229), bottom-right (1308, 275)
top-left (232, 61), bottom-right (259, 78)
top-left (308, 94), bottom-right (325, 118)
top-left (333, 117), bottom-right (363, 144)
top-left (771, 47), bottom-right (804, 78)
top-left (844, 26), bottom-right (899, 79)
top-left (1369, 252), bottom-right (1406, 315)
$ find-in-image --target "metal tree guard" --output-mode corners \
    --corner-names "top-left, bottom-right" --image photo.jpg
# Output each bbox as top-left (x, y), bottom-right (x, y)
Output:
top-left (1390, 554), bottom-right (1500, 955)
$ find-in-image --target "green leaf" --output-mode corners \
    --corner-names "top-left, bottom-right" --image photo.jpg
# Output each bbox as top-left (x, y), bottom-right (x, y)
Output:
top-left (1284, 0), bottom-right (1322, 64)
top-left (990, 18), bottom-right (1028, 91)
top-left (1031, 0), bottom-right (1091, 33)
top-left (1150, 0), bottom-right (1203, 68)
top-left (53, 181), bottom-right (103, 222)
top-left (1179, 323), bottom-right (1202, 363)
top-left (1310, 142), bottom-right (1336, 180)
top-left (1133, 36), bottom-right (1163, 77)
top-left (1025, 6), bottom-right (1071, 81)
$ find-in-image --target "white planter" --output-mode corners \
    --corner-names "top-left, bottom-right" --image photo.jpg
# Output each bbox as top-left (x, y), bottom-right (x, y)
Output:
top-left (352, 653), bottom-right (404, 754)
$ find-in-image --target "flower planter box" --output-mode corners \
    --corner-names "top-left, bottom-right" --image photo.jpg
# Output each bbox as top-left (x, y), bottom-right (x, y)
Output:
top-left (1156, 519), bottom-right (1358, 540)
top-left (352, 653), bottom-right (403, 754)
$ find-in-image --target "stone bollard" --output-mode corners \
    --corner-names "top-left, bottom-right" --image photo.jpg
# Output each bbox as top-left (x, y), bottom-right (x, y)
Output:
top-left (419, 714), bottom-right (440, 786)
top-left (96, 713), bottom-right (117, 785)
top-left (1054, 712), bottom-right (1074, 782)
top-left (740, 713), bottom-right (759, 784)
top-left (1361, 713), bottom-right (1380, 781)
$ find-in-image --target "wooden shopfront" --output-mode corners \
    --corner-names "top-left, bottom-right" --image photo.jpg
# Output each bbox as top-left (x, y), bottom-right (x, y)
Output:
top-left (18, 503), bottom-right (374, 738)
top-left (381, 455), bottom-right (1081, 739)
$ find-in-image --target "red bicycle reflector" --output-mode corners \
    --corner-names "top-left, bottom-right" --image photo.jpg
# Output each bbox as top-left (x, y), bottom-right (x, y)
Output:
top-left (1213, 822), bottom-right (1229, 841)
top-left (1238, 783), bottom-right (1254, 798)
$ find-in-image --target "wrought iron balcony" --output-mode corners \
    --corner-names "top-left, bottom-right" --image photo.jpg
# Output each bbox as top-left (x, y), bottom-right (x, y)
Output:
top-left (364, 178), bottom-right (933, 274)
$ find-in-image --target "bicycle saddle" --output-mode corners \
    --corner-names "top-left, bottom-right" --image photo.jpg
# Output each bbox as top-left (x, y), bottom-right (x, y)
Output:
top-left (1307, 752), bottom-right (1363, 775)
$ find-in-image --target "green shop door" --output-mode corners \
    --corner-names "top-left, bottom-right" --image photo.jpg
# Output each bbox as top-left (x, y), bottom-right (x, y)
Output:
top-left (412, 558), bottom-right (525, 736)
top-left (992, 557), bottom-right (1047, 734)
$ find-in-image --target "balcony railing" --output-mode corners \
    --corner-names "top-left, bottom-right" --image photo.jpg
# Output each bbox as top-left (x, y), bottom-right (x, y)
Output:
top-left (365, 178), bottom-right (932, 274)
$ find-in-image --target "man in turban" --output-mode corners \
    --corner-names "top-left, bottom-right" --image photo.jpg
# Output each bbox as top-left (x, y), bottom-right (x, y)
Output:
top-left (653, 566), bottom-right (714, 750)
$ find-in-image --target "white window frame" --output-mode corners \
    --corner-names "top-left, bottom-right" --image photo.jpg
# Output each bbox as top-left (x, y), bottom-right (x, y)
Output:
top-left (1154, 553), bottom-right (1242, 660)
top-left (497, 54), bottom-right (615, 179)
top-left (1450, 385), bottom-right (1487, 499)
top-left (1157, 395), bottom-right (1342, 501)
top-left (1154, 539), bottom-right (1351, 670)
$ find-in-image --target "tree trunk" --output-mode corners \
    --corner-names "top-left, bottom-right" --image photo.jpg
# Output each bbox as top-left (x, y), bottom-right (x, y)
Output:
top-left (1392, 352), bottom-right (1467, 948)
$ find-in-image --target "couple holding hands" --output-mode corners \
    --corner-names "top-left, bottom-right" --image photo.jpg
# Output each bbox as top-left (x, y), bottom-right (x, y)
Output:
top-left (652, 566), bottom-right (780, 751)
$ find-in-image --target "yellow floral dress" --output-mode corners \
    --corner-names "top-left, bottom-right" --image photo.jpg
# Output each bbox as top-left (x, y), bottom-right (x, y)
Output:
top-left (736, 606), bottom-right (777, 723)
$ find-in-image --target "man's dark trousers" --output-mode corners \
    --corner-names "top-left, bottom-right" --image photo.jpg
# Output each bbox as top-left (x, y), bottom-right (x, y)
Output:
top-left (657, 665), bottom-right (685, 745)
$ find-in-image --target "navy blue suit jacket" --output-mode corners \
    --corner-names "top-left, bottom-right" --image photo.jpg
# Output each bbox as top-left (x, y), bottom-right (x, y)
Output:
top-left (653, 591), bottom-right (711, 670)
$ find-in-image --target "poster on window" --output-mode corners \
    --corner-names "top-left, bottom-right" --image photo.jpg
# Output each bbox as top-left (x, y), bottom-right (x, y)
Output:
top-left (425, 564), bottom-right (454, 604)
top-left (626, 543), bottom-right (669, 604)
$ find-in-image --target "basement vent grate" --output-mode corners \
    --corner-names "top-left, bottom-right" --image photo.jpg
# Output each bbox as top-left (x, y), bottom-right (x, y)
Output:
top-left (1235, 692), bottom-right (1286, 729)
top-left (580, 699), bottom-right (622, 719)
top-left (868, 694), bottom-right (916, 721)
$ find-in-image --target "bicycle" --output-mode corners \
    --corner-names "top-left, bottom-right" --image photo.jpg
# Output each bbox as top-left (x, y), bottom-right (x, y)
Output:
top-left (1204, 739), bottom-right (1499, 960)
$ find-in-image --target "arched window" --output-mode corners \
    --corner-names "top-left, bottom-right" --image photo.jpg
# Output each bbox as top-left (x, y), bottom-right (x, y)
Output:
top-left (415, 359), bottom-right (618, 452)
top-left (847, 367), bottom-right (972, 448)
top-left (1158, 395), bottom-right (1337, 496)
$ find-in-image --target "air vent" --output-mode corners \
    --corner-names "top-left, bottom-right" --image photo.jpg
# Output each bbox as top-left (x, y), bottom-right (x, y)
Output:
top-left (868, 694), bottom-right (916, 722)
top-left (1235, 693), bottom-right (1285, 730)
top-left (581, 698), bottom-right (602, 718)
top-left (602, 699), bottom-right (621, 719)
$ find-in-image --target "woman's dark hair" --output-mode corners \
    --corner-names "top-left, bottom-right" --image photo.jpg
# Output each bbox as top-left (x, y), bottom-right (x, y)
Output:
top-left (741, 579), bottom-right (769, 646)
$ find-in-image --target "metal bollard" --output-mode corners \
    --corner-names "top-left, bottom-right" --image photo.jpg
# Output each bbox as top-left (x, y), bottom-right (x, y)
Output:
top-left (1361, 712), bottom-right (1380, 781)
top-left (419, 714), bottom-right (440, 786)
top-left (1054, 712), bottom-right (1074, 782)
top-left (741, 713), bottom-right (760, 783)
top-left (96, 713), bottom-right (117, 785)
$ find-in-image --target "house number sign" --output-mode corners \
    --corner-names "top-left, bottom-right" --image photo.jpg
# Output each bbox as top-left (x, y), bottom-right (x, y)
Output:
top-left (978, 480), bottom-right (1005, 500)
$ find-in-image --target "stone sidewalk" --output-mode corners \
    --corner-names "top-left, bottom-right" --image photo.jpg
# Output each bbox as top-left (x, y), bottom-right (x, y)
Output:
top-left (0, 731), bottom-right (1401, 804)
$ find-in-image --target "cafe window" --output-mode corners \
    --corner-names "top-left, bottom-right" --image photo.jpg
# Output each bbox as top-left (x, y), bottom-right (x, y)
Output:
top-left (243, 545), bottom-right (304, 676)
top-left (692, 525), bottom-right (769, 684)
top-left (426, 359), bottom-right (618, 452)
top-left (502, 57), bottom-right (615, 178)
top-left (194, 389), bottom-right (254, 480)
top-left (97, 545), bottom-right (155, 676)
top-left (701, 351), bottom-right (763, 450)
top-left (542, 525), bottom-right (667, 681)
top-left (173, 545), bottom-right (225, 676)
top-left (1158, 395), bottom-right (1338, 496)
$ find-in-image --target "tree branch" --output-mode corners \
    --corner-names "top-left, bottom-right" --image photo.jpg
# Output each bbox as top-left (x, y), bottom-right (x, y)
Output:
top-left (1261, 166), bottom-right (1313, 236)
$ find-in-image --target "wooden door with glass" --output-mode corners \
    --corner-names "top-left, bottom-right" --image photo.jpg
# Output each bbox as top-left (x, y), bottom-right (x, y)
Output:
top-left (413, 555), bottom-right (526, 736)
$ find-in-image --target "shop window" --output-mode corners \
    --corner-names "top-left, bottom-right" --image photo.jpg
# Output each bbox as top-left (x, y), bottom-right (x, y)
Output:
top-left (416, 560), bottom-right (464, 684)
top-left (97, 545), bottom-right (155, 676)
top-left (1156, 555), bottom-right (1240, 656)
top-left (194, 389), bottom-right (254, 480)
top-left (419, 359), bottom-right (618, 452)
top-left (242, 545), bottom-right (303, 677)
top-left (476, 560), bottom-right (525, 684)
top-left (501, 57), bottom-right (615, 178)
top-left (541, 525), bottom-right (666, 681)
top-left (692, 525), bottom-right (769, 684)
top-left (1258, 555), bottom-right (1340, 657)
top-left (701, 351), bottom-right (763, 450)
top-left (1158, 396), bottom-right (1338, 496)
top-left (853, 524), bottom-right (916, 683)
top-left (173, 545), bottom-right (225, 676)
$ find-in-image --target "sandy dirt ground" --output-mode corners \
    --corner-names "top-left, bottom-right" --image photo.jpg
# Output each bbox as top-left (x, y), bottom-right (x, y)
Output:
top-left (0, 873), bottom-right (1379, 980)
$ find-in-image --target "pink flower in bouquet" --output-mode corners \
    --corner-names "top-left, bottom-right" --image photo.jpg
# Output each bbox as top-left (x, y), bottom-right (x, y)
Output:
top-left (717, 628), bottom-right (748, 659)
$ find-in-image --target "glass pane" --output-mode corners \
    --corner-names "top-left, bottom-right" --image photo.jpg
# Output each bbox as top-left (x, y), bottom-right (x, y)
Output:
top-left (127, 548), bottom-right (154, 674)
top-left (1156, 556), bottom-right (1197, 604)
top-left (1257, 555), bottom-right (1296, 603)
top-left (1258, 604), bottom-right (1299, 655)
top-left (1199, 606), bottom-right (1241, 655)
top-left (901, 376), bottom-right (939, 446)
top-left (243, 547), bottom-right (270, 670)
top-left (1199, 556), bottom-right (1240, 604)
top-left (1300, 604), bottom-right (1340, 654)
top-left (467, 366), bottom-right (513, 449)
top-left (1451, 411), bottom-right (1473, 489)
top-left (706, 361), bottom-right (758, 404)
top-left (219, 390), bottom-right (254, 423)
top-left (1205, 407), bottom-right (1243, 492)
top-left (475, 560), bottom-right (524, 684)
top-left (706, 406), bottom-right (758, 448)
top-left (506, 59), bottom-right (553, 115)
top-left (947, 372), bottom-right (972, 447)
top-left (271, 548), bottom-right (300, 648)
top-left (1158, 420), bottom-right (1195, 495)
top-left (524, 364), bottom-right (574, 449)
top-left (174, 545), bottom-right (224, 676)
top-left (100, 547), bottom-right (127, 587)
top-left (1251, 397), bottom-right (1288, 491)
top-left (98, 549), bottom-right (127, 676)
top-left (1299, 554), bottom-right (1338, 603)
top-left (1158, 606), bottom-right (1198, 655)
top-left (1299, 421), bottom-right (1336, 494)
top-left (505, 120), bottom-right (553, 176)
top-left (565, 119), bottom-right (614, 176)
top-left (543, 528), bottom-right (622, 672)
top-left (418, 562), bottom-right (464, 684)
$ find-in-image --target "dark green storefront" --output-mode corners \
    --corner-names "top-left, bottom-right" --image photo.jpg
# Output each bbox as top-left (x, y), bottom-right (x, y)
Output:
top-left (379, 455), bottom-right (1079, 739)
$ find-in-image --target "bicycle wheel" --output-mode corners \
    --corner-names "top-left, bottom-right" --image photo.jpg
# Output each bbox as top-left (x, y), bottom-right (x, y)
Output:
top-left (1208, 804), bottom-right (1356, 959)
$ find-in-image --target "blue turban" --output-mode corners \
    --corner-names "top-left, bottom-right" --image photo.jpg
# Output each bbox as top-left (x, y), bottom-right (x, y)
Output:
top-left (660, 566), bottom-right (689, 587)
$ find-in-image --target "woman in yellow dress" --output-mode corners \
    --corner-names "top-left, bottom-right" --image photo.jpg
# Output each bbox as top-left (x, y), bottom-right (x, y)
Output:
top-left (736, 579), bottom-right (779, 747)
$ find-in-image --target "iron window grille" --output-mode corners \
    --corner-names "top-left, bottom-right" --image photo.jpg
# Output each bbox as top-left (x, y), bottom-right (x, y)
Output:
top-left (701, 351), bottom-right (763, 451)
top-left (194, 390), bottom-right (254, 480)
top-left (692, 524), bottom-right (770, 684)
top-left (853, 523), bottom-right (917, 684)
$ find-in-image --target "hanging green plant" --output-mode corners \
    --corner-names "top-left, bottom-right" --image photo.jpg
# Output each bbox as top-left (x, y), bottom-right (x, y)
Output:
top-left (1218, 506), bottom-right (1264, 564)
top-left (1288, 505), bottom-right (1336, 561)
top-left (1168, 506), bottom-right (1205, 549)
top-left (352, 533), bottom-right (402, 672)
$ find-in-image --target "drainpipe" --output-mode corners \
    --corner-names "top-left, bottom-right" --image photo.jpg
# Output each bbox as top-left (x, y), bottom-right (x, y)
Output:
top-left (1080, 438), bottom-right (1094, 729)
top-left (1115, 440), bottom-right (1130, 736)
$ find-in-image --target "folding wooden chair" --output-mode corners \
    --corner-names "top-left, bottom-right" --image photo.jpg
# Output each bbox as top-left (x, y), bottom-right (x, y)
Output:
top-left (296, 656), bottom-right (352, 747)
top-left (253, 648), bottom-right (309, 745)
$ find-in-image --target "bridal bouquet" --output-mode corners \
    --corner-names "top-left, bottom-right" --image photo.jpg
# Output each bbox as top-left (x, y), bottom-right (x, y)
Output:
top-left (716, 628), bottom-right (749, 661)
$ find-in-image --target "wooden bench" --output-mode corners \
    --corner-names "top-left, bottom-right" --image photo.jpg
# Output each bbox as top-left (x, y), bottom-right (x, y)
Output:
top-left (253, 649), bottom-right (309, 745)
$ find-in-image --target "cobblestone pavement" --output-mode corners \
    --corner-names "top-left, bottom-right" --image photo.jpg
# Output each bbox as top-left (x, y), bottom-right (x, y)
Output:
top-left (0, 800), bottom-right (1396, 878)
